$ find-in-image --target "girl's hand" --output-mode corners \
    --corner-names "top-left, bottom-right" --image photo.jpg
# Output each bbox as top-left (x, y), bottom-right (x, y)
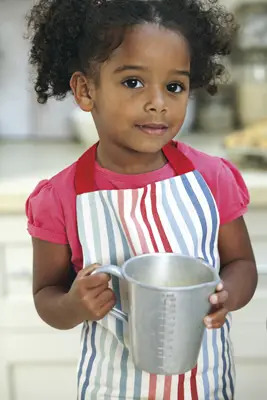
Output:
top-left (204, 282), bottom-right (228, 329)
top-left (66, 264), bottom-right (116, 322)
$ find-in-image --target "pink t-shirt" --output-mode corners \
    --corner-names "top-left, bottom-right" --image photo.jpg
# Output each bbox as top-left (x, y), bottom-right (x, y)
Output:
top-left (26, 142), bottom-right (249, 271)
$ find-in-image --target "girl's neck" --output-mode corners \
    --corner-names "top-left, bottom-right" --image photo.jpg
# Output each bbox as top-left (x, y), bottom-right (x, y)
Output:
top-left (96, 141), bottom-right (167, 175)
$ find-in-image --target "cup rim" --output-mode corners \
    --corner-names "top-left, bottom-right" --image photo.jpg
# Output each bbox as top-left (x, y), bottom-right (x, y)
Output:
top-left (122, 253), bottom-right (220, 292)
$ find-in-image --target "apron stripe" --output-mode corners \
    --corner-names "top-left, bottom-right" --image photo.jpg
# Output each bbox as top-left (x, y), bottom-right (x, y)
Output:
top-left (190, 365), bottom-right (199, 400)
top-left (112, 272), bottom-right (129, 397)
top-left (194, 172), bottom-right (219, 267)
top-left (181, 174), bottom-right (208, 263)
top-left (89, 194), bottom-right (103, 263)
top-left (131, 189), bottom-right (150, 253)
top-left (119, 348), bottom-right (129, 398)
top-left (151, 182), bottom-right (172, 252)
top-left (225, 319), bottom-right (234, 396)
top-left (212, 329), bottom-right (219, 400)
top-left (169, 178), bottom-right (198, 257)
top-left (160, 180), bottom-right (189, 255)
top-left (99, 192), bottom-right (117, 263)
top-left (77, 323), bottom-right (90, 390)
top-left (104, 336), bottom-right (119, 398)
top-left (164, 376), bottom-right (172, 399)
top-left (225, 319), bottom-right (234, 398)
top-left (220, 325), bottom-right (229, 400)
top-left (140, 187), bottom-right (159, 252)
top-left (145, 184), bottom-right (165, 252)
top-left (90, 326), bottom-right (107, 399)
top-left (81, 322), bottom-right (97, 400)
top-left (202, 329), bottom-right (210, 399)
top-left (118, 190), bottom-right (137, 255)
top-left (178, 374), bottom-right (185, 399)
top-left (148, 374), bottom-right (157, 399)
top-left (134, 188), bottom-right (157, 253)
top-left (170, 373), bottom-right (178, 399)
top-left (78, 196), bottom-right (92, 265)
top-left (155, 374), bottom-right (165, 398)
top-left (133, 369), bottom-right (143, 399)
top-left (107, 191), bottom-right (131, 260)
top-left (188, 174), bottom-right (213, 267)
top-left (98, 325), bottom-right (113, 397)
top-left (177, 179), bottom-right (203, 259)
top-left (123, 189), bottom-right (143, 255)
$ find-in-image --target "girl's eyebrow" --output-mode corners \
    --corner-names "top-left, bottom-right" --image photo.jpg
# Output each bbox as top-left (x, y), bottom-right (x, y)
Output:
top-left (114, 65), bottom-right (190, 77)
top-left (113, 65), bottom-right (148, 73)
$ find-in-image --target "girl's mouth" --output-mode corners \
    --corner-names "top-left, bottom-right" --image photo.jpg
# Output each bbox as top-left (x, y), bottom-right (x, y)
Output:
top-left (136, 123), bottom-right (169, 136)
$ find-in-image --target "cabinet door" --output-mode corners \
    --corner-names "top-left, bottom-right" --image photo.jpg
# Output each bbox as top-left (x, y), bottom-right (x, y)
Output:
top-left (232, 274), bottom-right (267, 400)
top-left (12, 364), bottom-right (77, 400)
top-left (235, 359), bottom-right (267, 399)
top-left (0, 328), bottom-right (80, 400)
top-left (0, 215), bottom-right (81, 400)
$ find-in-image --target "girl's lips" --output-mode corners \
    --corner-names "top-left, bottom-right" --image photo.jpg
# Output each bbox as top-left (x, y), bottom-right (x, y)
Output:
top-left (136, 124), bottom-right (168, 136)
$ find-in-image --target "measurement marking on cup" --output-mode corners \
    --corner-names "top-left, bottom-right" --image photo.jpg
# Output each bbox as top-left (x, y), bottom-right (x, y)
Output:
top-left (156, 294), bottom-right (177, 369)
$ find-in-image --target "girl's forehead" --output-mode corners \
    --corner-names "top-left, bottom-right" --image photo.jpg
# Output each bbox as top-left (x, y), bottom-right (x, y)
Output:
top-left (107, 23), bottom-right (190, 71)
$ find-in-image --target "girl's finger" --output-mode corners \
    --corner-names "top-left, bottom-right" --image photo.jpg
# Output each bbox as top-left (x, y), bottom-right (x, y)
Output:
top-left (216, 281), bottom-right (224, 291)
top-left (85, 273), bottom-right (111, 288)
top-left (78, 264), bottom-right (100, 276)
top-left (95, 288), bottom-right (116, 309)
top-left (204, 307), bottom-right (228, 329)
top-left (210, 290), bottom-right (228, 306)
top-left (95, 298), bottom-right (117, 320)
top-left (89, 283), bottom-right (110, 298)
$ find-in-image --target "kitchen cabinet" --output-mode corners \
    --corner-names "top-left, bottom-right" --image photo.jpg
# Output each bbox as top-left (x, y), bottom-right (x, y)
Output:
top-left (232, 274), bottom-right (267, 398)
top-left (0, 215), bottom-right (80, 400)
top-left (231, 207), bottom-right (267, 399)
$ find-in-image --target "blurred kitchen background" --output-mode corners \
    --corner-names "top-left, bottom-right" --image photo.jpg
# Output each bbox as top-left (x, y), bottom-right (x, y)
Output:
top-left (0, 0), bottom-right (266, 399)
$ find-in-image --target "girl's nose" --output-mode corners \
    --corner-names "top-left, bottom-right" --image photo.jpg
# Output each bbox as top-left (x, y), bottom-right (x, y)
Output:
top-left (143, 87), bottom-right (167, 114)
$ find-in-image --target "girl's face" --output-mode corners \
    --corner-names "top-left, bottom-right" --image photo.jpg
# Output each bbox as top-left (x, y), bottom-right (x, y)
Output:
top-left (87, 24), bottom-right (190, 155)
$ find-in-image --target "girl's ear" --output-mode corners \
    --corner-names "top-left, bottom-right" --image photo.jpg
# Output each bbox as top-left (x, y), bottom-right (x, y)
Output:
top-left (70, 72), bottom-right (95, 112)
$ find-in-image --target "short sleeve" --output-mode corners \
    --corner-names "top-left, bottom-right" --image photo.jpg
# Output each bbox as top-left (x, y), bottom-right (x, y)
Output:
top-left (216, 158), bottom-right (250, 225)
top-left (26, 180), bottom-right (68, 244)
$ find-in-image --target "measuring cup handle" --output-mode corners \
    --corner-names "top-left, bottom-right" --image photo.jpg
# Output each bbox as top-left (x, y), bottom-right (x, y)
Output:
top-left (91, 265), bottom-right (128, 323)
top-left (91, 264), bottom-right (123, 279)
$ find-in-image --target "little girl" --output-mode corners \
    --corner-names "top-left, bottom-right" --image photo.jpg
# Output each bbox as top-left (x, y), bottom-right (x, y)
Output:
top-left (26, 0), bottom-right (257, 399)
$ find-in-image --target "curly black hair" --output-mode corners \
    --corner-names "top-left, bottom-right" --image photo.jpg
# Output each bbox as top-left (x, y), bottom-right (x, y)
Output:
top-left (26, 0), bottom-right (237, 104)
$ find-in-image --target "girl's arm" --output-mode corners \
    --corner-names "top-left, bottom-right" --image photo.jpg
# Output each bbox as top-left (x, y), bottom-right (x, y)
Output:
top-left (218, 216), bottom-right (257, 311)
top-left (32, 238), bottom-right (116, 330)
top-left (204, 216), bottom-right (258, 329)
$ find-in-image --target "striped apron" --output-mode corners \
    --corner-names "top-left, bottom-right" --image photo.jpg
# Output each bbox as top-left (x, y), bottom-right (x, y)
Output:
top-left (75, 141), bottom-right (235, 400)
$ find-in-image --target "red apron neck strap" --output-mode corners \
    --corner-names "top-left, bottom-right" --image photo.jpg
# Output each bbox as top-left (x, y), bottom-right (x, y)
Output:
top-left (75, 142), bottom-right (98, 195)
top-left (162, 140), bottom-right (195, 176)
top-left (75, 140), bottom-right (195, 195)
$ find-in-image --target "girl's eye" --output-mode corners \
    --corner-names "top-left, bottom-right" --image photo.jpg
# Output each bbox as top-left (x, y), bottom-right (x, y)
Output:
top-left (167, 82), bottom-right (184, 93)
top-left (123, 79), bottom-right (144, 89)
